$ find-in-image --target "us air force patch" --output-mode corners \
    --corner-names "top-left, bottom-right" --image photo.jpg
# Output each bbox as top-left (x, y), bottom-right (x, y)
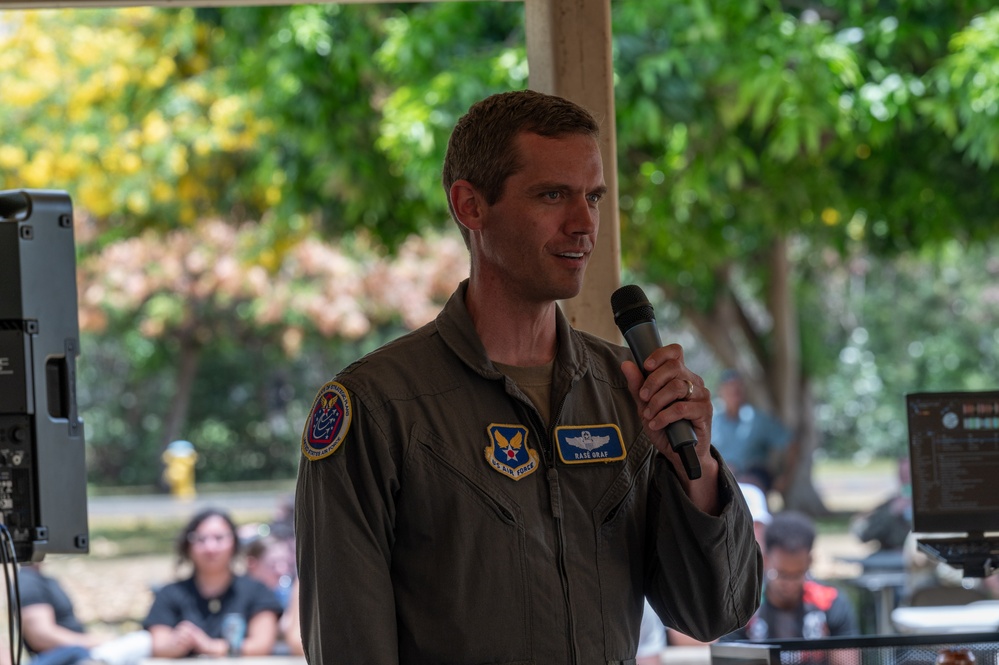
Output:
top-left (485, 423), bottom-right (539, 480)
top-left (555, 424), bottom-right (626, 464)
top-left (302, 381), bottom-right (351, 461)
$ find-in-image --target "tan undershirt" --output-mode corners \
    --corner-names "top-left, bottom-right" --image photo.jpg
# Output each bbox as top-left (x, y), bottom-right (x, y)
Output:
top-left (493, 360), bottom-right (555, 427)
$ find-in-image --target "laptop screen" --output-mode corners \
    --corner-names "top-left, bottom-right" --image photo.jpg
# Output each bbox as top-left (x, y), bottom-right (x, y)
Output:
top-left (906, 390), bottom-right (999, 535)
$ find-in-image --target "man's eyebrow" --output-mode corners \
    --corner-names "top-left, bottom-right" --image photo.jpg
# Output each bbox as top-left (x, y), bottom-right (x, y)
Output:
top-left (526, 182), bottom-right (608, 196)
top-left (527, 181), bottom-right (568, 192)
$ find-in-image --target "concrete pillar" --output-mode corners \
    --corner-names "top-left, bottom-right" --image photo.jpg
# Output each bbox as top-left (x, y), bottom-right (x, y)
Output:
top-left (525, 0), bottom-right (621, 343)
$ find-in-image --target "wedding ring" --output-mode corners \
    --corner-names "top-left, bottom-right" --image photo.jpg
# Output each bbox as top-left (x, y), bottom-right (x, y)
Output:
top-left (683, 379), bottom-right (694, 399)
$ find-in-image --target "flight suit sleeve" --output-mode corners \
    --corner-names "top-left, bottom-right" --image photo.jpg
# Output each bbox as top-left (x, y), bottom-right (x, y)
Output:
top-left (644, 448), bottom-right (763, 642)
top-left (295, 385), bottom-right (401, 664)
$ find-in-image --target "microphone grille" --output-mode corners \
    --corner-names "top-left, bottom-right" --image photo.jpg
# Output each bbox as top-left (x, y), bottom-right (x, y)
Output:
top-left (611, 284), bottom-right (655, 330)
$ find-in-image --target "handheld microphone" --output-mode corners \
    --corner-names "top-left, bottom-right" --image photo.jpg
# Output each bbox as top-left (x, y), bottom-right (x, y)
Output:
top-left (611, 284), bottom-right (701, 480)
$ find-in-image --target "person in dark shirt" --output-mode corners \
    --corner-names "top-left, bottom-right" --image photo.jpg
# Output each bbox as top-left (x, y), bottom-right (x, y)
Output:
top-left (725, 510), bottom-right (858, 664)
top-left (142, 508), bottom-right (282, 658)
top-left (19, 563), bottom-right (151, 665)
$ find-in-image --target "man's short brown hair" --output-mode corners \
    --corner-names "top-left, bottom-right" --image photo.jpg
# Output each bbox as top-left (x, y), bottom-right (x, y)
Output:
top-left (441, 89), bottom-right (601, 246)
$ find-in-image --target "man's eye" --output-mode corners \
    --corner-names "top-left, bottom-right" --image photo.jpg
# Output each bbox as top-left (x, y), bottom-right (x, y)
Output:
top-left (544, 191), bottom-right (562, 200)
top-left (587, 193), bottom-right (603, 204)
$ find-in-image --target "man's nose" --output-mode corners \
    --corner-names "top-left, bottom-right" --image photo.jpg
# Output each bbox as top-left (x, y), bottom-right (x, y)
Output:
top-left (565, 196), bottom-right (598, 235)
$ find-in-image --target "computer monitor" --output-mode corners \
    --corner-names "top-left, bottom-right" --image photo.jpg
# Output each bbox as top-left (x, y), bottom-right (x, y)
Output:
top-left (906, 390), bottom-right (999, 536)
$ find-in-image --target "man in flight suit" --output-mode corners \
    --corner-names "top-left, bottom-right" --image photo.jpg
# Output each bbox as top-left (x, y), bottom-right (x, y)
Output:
top-left (295, 89), bottom-right (762, 664)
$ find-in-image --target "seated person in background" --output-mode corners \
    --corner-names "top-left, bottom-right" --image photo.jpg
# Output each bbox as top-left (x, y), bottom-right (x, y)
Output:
top-left (243, 535), bottom-right (295, 611)
top-left (19, 563), bottom-right (151, 665)
top-left (280, 578), bottom-right (304, 658)
top-left (723, 510), bottom-right (858, 651)
top-left (143, 508), bottom-right (283, 658)
top-left (0, 591), bottom-right (11, 665)
top-left (738, 482), bottom-right (772, 552)
top-left (850, 458), bottom-right (912, 552)
top-left (711, 369), bottom-right (791, 494)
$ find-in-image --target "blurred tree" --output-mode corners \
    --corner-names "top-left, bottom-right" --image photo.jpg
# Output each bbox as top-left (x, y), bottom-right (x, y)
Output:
top-left (3, 3), bottom-right (997, 500)
top-left (0, 5), bottom-right (501, 486)
top-left (815, 240), bottom-right (999, 462)
top-left (193, 2), bottom-right (526, 245)
top-left (0, 8), bottom-right (273, 234)
top-left (76, 219), bottom-right (468, 485)
top-left (608, 0), bottom-right (999, 512)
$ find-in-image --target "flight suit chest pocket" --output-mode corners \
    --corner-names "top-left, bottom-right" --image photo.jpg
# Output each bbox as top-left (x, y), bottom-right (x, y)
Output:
top-left (392, 424), bottom-right (533, 664)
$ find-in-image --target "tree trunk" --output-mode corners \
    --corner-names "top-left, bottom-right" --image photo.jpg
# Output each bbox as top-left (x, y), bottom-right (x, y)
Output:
top-left (161, 332), bottom-right (202, 448)
top-left (781, 379), bottom-right (829, 515)
top-left (768, 237), bottom-right (799, 429)
top-left (676, 234), bottom-right (830, 516)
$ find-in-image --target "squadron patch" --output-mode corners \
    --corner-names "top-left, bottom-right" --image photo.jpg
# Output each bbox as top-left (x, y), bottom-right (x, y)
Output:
top-left (302, 381), bottom-right (352, 461)
top-left (484, 423), bottom-right (539, 481)
top-left (555, 424), bottom-right (626, 464)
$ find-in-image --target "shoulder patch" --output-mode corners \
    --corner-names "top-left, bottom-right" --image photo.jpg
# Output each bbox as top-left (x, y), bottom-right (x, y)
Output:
top-left (302, 381), bottom-right (352, 461)
top-left (484, 423), bottom-right (540, 481)
top-left (555, 424), bottom-right (627, 464)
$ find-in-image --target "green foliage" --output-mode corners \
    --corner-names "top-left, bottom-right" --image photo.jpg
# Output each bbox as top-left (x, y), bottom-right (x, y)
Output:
top-left (612, 0), bottom-right (999, 379)
top-left (815, 240), bottom-right (999, 459)
top-left (75, 223), bottom-right (467, 486)
top-left (4, 1), bottom-right (999, 487)
top-left (0, 8), bottom-right (274, 234)
top-left (924, 10), bottom-right (999, 167)
top-left (199, 2), bottom-right (526, 247)
top-left (79, 323), bottom-right (405, 486)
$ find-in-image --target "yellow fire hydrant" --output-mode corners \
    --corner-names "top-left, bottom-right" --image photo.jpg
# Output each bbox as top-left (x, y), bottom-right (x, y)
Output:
top-left (162, 440), bottom-right (198, 499)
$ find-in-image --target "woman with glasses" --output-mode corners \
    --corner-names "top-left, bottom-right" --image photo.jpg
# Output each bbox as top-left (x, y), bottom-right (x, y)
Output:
top-left (143, 508), bottom-right (283, 658)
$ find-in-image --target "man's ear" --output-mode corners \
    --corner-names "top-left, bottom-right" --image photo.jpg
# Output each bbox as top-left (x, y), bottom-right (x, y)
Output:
top-left (449, 180), bottom-right (485, 232)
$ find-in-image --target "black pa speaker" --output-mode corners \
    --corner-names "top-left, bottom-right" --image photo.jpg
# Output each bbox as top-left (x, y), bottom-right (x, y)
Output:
top-left (0, 189), bottom-right (89, 562)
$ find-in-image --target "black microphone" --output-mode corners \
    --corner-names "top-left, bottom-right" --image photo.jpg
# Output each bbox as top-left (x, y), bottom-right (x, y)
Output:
top-left (611, 284), bottom-right (701, 480)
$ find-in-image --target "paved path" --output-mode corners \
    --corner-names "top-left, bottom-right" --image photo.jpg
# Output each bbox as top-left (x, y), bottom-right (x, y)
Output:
top-left (83, 463), bottom-right (895, 520)
top-left (87, 488), bottom-right (295, 522)
top-left (815, 465), bottom-right (897, 513)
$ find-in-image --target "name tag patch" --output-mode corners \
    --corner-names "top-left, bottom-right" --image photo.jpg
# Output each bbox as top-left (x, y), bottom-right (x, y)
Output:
top-left (302, 381), bottom-right (351, 460)
top-left (555, 425), bottom-right (626, 464)
top-left (485, 423), bottom-right (539, 481)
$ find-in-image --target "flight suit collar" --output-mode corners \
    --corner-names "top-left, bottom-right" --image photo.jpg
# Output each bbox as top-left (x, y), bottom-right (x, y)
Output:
top-left (435, 279), bottom-right (590, 386)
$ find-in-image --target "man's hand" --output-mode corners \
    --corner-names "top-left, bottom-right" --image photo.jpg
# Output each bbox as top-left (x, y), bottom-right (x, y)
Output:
top-left (621, 343), bottom-right (721, 514)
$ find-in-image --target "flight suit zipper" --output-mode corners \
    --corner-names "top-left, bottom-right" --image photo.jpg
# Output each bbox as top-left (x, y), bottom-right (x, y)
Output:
top-left (506, 372), bottom-right (581, 663)
top-left (545, 394), bottom-right (581, 665)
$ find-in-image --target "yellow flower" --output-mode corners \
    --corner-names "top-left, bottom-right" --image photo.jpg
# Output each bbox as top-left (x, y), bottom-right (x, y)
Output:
top-left (54, 152), bottom-right (83, 180)
top-left (147, 56), bottom-right (177, 88)
top-left (5, 79), bottom-right (46, 107)
top-left (121, 153), bottom-right (142, 174)
top-left (193, 136), bottom-right (213, 156)
top-left (126, 190), bottom-right (150, 215)
top-left (109, 114), bottom-right (129, 133)
top-left (22, 151), bottom-right (55, 188)
top-left (78, 181), bottom-right (113, 217)
top-left (265, 185), bottom-right (282, 207)
top-left (106, 62), bottom-right (131, 91)
top-left (0, 145), bottom-right (28, 170)
top-left (167, 145), bottom-right (189, 176)
top-left (152, 180), bottom-right (173, 202)
top-left (143, 111), bottom-right (171, 144)
top-left (209, 96), bottom-right (242, 126)
top-left (72, 134), bottom-right (101, 155)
